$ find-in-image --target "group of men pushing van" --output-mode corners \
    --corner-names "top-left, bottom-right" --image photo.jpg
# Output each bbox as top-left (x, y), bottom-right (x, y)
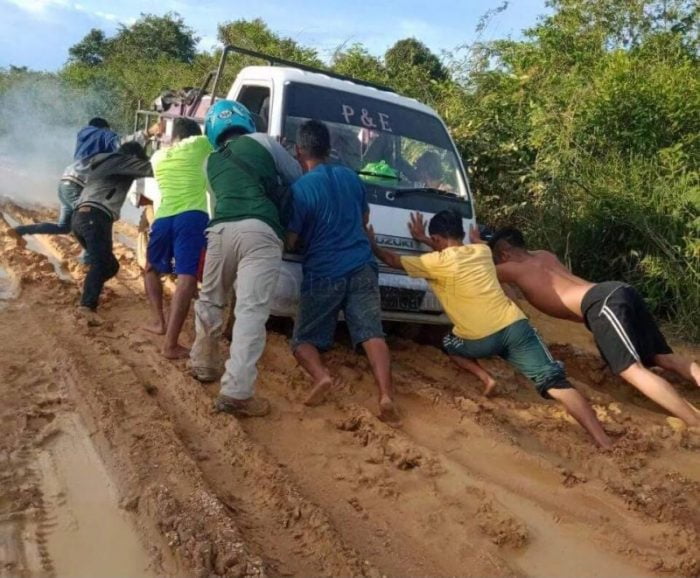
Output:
top-left (10, 100), bottom-right (700, 447)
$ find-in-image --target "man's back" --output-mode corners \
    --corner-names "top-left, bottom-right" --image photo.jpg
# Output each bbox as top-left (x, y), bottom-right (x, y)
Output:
top-left (497, 251), bottom-right (594, 321)
top-left (78, 152), bottom-right (152, 220)
top-left (402, 244), bottom-right (525, 340)
top-left (206, 133), bottom-right (301, 238)
top-left (151, 135), bottom-right (211, 220)
top-left (289, 164), bottom-right (373, 281)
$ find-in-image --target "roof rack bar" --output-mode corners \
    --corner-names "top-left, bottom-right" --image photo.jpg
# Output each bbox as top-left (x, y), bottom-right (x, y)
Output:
top-left (210, 44), bottom-right (394, 101)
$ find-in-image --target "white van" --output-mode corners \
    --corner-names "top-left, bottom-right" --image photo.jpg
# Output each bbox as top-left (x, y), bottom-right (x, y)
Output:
top-left (133, 46), bottom-right (476, 325)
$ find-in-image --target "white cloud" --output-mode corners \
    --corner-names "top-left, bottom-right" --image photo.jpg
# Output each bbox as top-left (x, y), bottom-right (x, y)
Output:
top-left (7, 0), bottom-right (122, 25)
top-left (6, 0), bottom-right (69, 16)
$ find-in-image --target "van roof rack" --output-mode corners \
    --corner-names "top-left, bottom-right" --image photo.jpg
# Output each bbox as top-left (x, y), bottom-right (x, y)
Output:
top-left (210, 44), bottom-right (395, 101)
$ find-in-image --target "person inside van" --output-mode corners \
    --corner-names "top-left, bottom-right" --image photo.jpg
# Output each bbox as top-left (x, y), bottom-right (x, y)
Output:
top-left (488, 227), bottom-right (700, 427)
top-left (414, 151), bottom-right (443, 189)
top-left (71, 142), bottom-right (153, 312)
top-left (142, 118), bottom-right (212, 360)
top-left (286, 120), bottom-right (399, 423)
top-left (369, 209), bottom-right (613, 448)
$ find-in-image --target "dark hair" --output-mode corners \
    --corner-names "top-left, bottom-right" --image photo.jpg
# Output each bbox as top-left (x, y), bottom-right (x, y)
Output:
top-left (172, 117), bottom-right (202, 140)
top-left (119, 141), bottom-right (148, 161)
top-left (415, 151), bottom-right (442, 180)
top-left (88, 117), bottom-right (110, 129)
top-left (218, 126), bottom-right (249, 146)
top-left (297, 120), bottom-right (331, 159)
top-left (428, 209), bottom-right (465, 240)
top-left (489, 227), bottom-right (526, 250)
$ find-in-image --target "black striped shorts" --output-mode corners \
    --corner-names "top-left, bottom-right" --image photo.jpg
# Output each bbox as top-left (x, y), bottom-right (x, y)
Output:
top-left (581, 282), bottom-right (672, 374)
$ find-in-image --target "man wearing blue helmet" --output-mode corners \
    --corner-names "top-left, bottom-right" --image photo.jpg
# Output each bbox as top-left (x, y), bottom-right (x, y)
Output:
top-left (190, 99), bottom-right (302, 418)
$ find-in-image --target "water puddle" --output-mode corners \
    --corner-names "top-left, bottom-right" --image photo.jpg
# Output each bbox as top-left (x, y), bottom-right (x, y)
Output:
top-left (2, 212), bottom-right (73, 282)
top-left (0, 265), bottom-right (19, 300)
top-left (33, 414), bottom-right (153, 578)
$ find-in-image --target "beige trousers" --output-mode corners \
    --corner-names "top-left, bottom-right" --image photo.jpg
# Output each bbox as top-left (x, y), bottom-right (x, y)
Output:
top-left (190, 219), bottom-right (282, 399)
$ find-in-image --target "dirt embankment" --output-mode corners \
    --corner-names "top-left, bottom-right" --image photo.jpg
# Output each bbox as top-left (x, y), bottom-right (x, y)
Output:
top-left (1, 200), bottom-right (698, 577)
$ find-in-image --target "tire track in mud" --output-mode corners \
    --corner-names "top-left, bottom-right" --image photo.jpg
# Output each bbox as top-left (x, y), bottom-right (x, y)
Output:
top-left (1, 201), bottom-right (699, 576)
top-left (98, 306), bottom-right (377, 577)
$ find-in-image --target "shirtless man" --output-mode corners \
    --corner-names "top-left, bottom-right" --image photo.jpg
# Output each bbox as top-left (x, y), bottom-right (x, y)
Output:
top-left (486, 226), bottom-right (699, 426)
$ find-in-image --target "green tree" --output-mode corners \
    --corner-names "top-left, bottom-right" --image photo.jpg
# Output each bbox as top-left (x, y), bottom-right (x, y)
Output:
top-left (217, 18), bottom-right (322, 66)
top-left (68, 28), bottom-right (109, 66)
top-left (385, 38), bottom-right (448, 82)
top-left (110, 12), bottom-right (199, 63)
top-left (331, 43), bottom-right (388, 85)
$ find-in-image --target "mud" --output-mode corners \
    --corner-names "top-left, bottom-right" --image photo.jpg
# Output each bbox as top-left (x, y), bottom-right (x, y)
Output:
top-left (0, 199), bottom-right (698, 577)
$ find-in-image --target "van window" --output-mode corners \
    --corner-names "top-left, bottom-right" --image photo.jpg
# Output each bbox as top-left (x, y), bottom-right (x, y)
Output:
top-left (283, 82), bottom-right (468, 198)
top-left (237, 85), bottom-right (271, 132)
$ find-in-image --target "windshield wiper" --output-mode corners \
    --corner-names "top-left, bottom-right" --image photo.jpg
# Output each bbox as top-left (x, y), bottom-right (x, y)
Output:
top-left (391, 187), bottom-right (461, 199)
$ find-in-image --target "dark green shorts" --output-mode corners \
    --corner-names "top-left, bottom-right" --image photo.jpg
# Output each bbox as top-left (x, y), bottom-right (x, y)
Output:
top-left (443, 319), bottom-right (572, 399)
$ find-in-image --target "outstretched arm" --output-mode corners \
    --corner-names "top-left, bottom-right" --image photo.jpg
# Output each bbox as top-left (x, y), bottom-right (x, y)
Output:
top-left (469, 224), bottom-right (487, 245)
top-left (368, 225), bottom-right (405, 271)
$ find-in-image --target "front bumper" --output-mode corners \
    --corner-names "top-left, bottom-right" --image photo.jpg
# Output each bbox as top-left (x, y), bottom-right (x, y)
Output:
top-left (268, 258), bottom-right (449, 326)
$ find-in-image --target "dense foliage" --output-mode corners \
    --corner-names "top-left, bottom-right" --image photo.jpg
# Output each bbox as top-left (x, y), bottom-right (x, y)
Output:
top-left (1, 1), bottom-right (698, 337)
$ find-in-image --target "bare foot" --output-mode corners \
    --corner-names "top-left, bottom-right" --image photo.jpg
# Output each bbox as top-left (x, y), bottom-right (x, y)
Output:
top-left (141, 320), bottom-right (166, 335)
top-left (482, 377), bottom-right (498, 398)
top-left (690, 362), bottom-right (700, 388)
top-left (162, 344), bottom-right (190, 359)
top-left (378, 397), bottom-right (401, 425)
top-left (304, 376), bottom-right (334, 407)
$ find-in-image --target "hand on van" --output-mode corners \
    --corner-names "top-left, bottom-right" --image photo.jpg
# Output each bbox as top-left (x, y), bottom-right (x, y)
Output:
top-left (408, 212), bottom-right (431, 246)
top-left (469, 224), bottom-right (486, 245)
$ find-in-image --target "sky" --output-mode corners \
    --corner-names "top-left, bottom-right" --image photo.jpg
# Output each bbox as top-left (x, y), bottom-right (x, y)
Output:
top-left (0, 0), bottom-right (548, 71)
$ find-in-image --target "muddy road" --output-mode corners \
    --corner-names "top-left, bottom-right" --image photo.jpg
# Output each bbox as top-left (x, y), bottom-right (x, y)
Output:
top-left (1, 200), bottom-right (698, 577)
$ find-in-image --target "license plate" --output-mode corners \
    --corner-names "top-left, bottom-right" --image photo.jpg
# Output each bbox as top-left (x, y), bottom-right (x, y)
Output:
top-left (380, 286), bottom-right (425, 312)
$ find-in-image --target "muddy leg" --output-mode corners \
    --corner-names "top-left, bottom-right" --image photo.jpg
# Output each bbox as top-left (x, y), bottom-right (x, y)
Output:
top-left (548, 388), bottom-right (613, 449)
top-left (362, 338), bottom-right (399, 422)
top-left (620, 362), bottom-right (700, 426)
top-left (654, 353), bottom-right (700, 387)
top-left (450, 355), bottom-right (497, 396)
top-left (162, 274), bottom-right (197, 359)
top-left (143, 267), bottom-right (166, 335)
top-left (294, 344), bottom-right (335, 406)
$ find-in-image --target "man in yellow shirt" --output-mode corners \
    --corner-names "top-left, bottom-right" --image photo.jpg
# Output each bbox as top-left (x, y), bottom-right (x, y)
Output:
top-left (369, 209), bottom-right (612, 448)
top-left (142, 118), bottom-right (212, 359)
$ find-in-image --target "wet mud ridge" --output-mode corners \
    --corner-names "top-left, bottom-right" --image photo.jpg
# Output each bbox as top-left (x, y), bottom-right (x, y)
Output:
top-left (1, 200), bottom-right (698, 577)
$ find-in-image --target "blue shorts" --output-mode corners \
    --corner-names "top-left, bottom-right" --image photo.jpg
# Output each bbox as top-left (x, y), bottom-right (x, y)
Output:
top-left (291, 264), bottom-right (385, 352)
top-left (147, 210), bottom-right (208, 276)
top-left (442, 319), bottom-right (572, 399)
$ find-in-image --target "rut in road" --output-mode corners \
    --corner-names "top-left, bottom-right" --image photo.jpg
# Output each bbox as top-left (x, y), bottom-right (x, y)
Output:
top-left (1, 201), bottom-right (699, 577)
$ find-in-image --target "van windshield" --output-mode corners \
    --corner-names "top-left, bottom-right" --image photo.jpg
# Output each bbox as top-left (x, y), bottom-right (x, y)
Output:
top-left (283, 82), bottom-right (469, 196)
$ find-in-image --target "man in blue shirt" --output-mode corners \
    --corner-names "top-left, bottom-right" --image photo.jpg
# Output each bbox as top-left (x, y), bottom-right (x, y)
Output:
top-left (287, 120), bottom-right (398, 423)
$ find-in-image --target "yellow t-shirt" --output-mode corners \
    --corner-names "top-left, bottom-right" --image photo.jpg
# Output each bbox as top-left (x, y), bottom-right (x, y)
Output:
top-left (401, 244), bottom-right (525, 340)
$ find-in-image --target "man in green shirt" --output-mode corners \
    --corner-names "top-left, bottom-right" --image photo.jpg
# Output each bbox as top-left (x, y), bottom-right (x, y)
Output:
top-left (190, 100), bottom-right (302, 418)
top-left (142, 118), bottom-right (212, 359)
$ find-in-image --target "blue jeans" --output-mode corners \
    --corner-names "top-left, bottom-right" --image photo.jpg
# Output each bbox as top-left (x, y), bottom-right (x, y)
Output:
top-left (291, 264), bottom-right (385, 351)
top-left (443, 319), bottom-right (572, 398)
top-left (15, 181), bottom-right (83, 235)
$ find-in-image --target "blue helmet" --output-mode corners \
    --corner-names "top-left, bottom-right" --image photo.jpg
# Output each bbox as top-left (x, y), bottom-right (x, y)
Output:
top-left (204, 99), bottom-right (255, 148)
